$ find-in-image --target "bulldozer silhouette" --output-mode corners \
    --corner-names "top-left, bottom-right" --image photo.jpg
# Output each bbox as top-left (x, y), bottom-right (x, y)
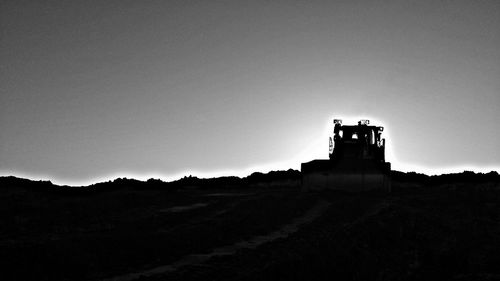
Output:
top-left (301, 119), bottom-right (391, 192)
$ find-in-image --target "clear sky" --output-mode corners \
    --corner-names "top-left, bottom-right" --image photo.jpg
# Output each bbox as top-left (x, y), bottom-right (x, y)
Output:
top-left (1, 0), bottom-right (499, 185)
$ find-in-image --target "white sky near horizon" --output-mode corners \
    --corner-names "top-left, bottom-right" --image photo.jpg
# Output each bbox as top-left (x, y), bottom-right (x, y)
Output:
top-left (1, 0), bottom-right (499, 185)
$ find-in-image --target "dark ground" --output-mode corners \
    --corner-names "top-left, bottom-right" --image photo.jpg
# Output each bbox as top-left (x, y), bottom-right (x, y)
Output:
top-left (1, 172), bottom-right (500, 281)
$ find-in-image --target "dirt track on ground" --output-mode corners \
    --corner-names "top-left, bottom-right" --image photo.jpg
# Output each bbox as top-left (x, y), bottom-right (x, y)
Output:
top-left (103, 200), bottom-right (331, 281)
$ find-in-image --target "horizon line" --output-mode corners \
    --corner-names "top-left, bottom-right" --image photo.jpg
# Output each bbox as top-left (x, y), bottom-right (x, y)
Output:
top-left (2, 163), bottom-right (499, 188)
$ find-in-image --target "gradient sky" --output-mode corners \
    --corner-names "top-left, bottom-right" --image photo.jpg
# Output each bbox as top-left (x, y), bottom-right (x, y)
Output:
top-left (1, 0), bottom-right (499, 185)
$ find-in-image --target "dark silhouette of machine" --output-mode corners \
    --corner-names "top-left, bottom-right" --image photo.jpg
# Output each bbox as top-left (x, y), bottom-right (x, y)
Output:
top-left (301, 119), bottom-right (391, 191)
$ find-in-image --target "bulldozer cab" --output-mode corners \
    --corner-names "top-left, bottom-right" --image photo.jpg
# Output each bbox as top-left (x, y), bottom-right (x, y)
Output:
top-left (329, 119), bottom-right (385, 162)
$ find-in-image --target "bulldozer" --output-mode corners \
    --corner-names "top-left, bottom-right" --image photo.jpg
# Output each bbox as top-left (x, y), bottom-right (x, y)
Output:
top-left (301, 119), bottom-right (391, 192)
